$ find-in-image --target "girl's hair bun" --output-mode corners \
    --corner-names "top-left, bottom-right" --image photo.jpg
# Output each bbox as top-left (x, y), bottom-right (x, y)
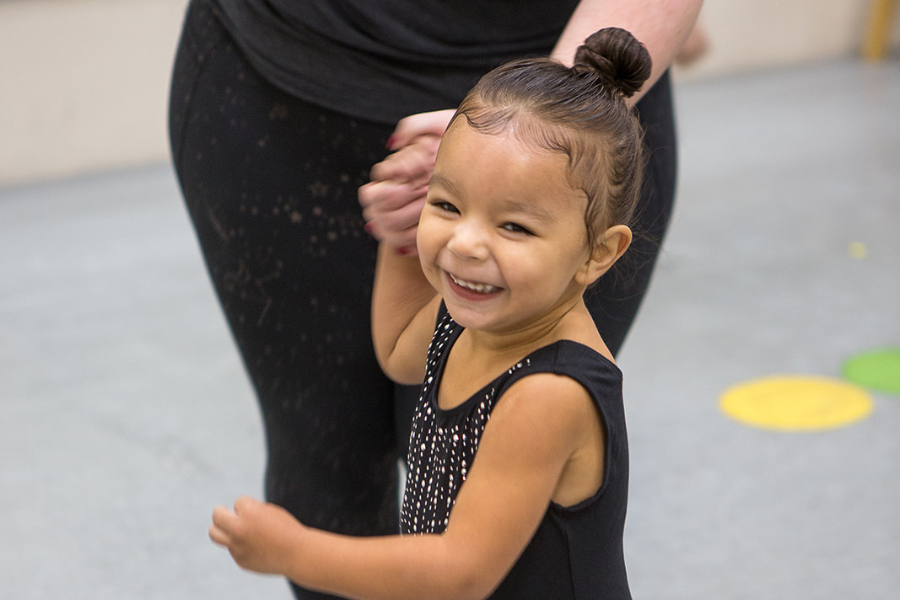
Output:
top-left (572, 27), bottom-right (652, 98)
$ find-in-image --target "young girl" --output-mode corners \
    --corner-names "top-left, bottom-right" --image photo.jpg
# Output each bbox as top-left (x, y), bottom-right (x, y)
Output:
top-left (210, 27), bottom-right (649, 600)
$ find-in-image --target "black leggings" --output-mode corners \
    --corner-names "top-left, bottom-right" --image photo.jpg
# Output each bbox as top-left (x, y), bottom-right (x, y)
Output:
top-left (169, 1), bottom-right (675, 598)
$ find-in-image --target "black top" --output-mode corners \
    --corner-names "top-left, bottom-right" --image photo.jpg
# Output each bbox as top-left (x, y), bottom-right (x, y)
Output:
top-left (402, 305), bottom-right (631, 599)
top-left (210, 0), bottom-right (579, 123)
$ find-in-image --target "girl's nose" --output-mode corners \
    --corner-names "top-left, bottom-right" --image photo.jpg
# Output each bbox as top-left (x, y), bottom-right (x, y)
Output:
top-left (447, 220), bottom-right (489, 260)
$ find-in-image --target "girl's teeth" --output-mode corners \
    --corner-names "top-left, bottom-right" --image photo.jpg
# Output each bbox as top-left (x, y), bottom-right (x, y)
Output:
top-left (450, 273), bottom-right (498, 294)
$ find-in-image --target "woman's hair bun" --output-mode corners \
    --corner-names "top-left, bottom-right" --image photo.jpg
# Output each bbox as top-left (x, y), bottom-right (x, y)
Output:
top-left (572, 27), bottom-right (652, 98)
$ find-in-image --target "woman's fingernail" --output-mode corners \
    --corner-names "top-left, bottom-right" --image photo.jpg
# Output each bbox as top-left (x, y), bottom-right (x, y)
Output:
top-left (386, 136), bottom-right (398, 150)
top-left (364, 223), bottom-right (374, 234)
top-left (395, 246), bottom-right (409, 256)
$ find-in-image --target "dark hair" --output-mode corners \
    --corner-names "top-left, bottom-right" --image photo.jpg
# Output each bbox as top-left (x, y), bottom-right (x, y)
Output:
top-left (451, 27), bottom-right (652, 248)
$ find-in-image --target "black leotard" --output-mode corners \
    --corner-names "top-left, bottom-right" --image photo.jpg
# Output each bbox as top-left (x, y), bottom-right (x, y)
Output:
top-left (402, 305), bottom-right (631, 599)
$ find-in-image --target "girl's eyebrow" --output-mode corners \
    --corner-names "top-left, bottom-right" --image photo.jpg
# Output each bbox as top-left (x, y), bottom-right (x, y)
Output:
top-left (500, 200), bottom-right (556, 224)
top-left (431, 173), bottom-right (556, 223)
top-left (429, 173), bottom-right (460, 196)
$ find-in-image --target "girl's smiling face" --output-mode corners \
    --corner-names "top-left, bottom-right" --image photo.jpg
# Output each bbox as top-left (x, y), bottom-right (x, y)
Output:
top-left (416, 118), bottom-right (601, 336)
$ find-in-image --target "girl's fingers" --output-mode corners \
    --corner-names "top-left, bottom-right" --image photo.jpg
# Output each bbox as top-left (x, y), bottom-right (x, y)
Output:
top-left (371, 152), bottom-right (427, 183)
top-left (359, 180), bottom-right (418, 212)
top-left (360, 180), bottom-right (428, 240)
top-left (358, 181), bottom-right (376, 208)
top-left (233, 496), bottom-right (259, 514)
top-left (377, 197), bottom-right (426, 232)
top-left (209, 523), bottom-right (231, 547)
top-left (211, 505), bottom-right (232, 525)
top-left (371, 134), bottom-right (440, 183)
top-left (209, 506), bottom-right (235, 547)
top-left (380, 181), bottom-right (429, 212)
top-left (211, 504), bottom-right (241, 536)
top-left (365, 196), bottom-right (426, 243)
top-left (381, 229), bottom-right (418, 253)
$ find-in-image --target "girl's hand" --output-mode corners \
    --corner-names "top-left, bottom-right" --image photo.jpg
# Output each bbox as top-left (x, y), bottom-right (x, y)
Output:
top-left (359, 109), bottom-right (455, 255)
top-left (209, 497), bottom-right (304, 576)
top-left (359, 137), bottom-right (436, 254)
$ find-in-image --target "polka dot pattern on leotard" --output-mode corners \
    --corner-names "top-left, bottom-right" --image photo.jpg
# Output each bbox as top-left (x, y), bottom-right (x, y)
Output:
top-left (400, 307), bottom-right (532, 534)
top-left (402, 310), bottom-right (492, 534)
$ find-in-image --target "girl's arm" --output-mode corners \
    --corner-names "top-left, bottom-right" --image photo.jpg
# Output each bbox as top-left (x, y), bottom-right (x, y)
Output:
top-left (210, 373), bottom-right (601, 600)
top-left (551, 0), bottom-right (704, 104)
top-left (370, 242), bottom-right (440, 384)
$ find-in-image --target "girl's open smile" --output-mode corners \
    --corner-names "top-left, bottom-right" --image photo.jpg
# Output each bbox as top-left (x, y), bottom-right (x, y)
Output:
top-left (446, 271), bottom-right (503, 297)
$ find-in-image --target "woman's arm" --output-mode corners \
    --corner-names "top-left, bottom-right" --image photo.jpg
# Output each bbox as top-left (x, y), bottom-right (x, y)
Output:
top-left (551, 0), bottom-right (704, 103)
top-left (210, 374), bottom-right (601, 600)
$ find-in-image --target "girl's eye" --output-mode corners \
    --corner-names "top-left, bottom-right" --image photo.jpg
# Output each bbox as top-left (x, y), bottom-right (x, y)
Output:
top-left (432, 201), bottom-right (459, 214)
top-left (501, 222), bottom-right (534, 236)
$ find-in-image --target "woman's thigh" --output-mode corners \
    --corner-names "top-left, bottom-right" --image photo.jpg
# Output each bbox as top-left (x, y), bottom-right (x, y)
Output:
top-left (585, 70), bottom-right (678, 356)
top-left (169, 0), bottom-right (401, 540)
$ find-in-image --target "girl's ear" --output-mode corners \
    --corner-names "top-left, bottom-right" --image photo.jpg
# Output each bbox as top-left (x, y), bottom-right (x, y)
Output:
top-left (575, 225), bottom-right (633, 286)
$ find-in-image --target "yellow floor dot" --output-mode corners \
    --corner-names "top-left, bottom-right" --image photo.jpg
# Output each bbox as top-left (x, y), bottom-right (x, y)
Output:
top-left (848, 241), bottom-right (868, 259)
top-left (720, 376), bottom-right (873, 431)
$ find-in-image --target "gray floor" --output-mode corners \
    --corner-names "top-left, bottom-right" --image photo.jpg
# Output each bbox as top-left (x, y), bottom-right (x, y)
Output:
top-left (2, 58), bottom-right (898, 600)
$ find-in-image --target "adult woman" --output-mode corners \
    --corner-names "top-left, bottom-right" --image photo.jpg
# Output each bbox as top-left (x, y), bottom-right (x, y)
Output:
top-left (169, 2), bottom-right (701, 598)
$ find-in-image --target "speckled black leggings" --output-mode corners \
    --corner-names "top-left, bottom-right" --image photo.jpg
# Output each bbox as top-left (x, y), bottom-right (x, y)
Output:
top-left (169, 5), bottom-right (400, 599)
top-left (168, 2), bottom-right (675, 599)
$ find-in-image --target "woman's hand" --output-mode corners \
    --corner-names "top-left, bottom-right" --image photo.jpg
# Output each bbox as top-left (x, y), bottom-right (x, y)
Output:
top-left (359, 136), bottom-right (437, 253)
top-left (209, 496), bottom-right (304, 576)
top-left (359, 109), bottom-right (455, 254)
top-left (386, 108), bottom-right (456, 151)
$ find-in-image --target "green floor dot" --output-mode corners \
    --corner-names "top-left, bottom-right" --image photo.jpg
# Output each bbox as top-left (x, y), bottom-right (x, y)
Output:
top-left (843, 348), bottom-right (900, 396)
